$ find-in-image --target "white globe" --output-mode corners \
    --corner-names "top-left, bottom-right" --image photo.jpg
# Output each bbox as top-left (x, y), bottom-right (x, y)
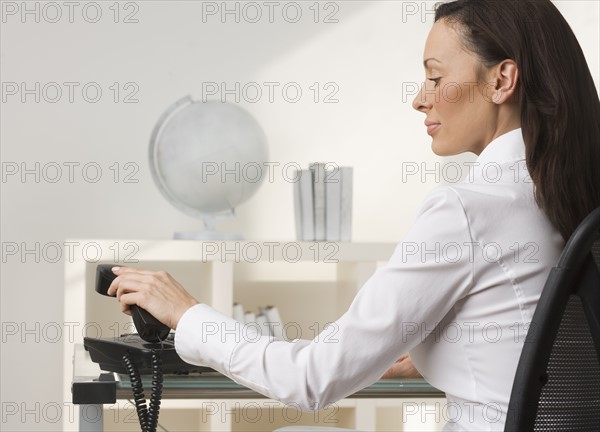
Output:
top-left (149, 97), bottom-right (269, 238)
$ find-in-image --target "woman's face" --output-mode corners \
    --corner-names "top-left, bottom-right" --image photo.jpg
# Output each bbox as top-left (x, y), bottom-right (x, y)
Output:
top-left (412, 19), bottom-right (515, 156)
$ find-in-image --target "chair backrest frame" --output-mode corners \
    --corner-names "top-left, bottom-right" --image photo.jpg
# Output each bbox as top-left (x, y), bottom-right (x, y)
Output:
top-left (504, 207), bottom-right (600, 431)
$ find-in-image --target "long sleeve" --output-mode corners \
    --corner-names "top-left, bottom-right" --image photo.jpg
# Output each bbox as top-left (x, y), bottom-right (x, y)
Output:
top-left (175, 185), bottom-right (474, 410)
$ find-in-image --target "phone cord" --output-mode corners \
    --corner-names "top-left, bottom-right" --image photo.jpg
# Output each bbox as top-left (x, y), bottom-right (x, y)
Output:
top-left (122, 349), bottom-right (163, 432)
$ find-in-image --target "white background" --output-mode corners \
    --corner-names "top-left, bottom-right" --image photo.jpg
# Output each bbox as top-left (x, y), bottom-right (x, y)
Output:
top-left (1, 1), bottom-right (598, 430)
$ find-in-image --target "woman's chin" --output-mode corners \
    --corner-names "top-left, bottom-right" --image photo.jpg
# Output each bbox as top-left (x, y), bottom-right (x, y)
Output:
top-left (431, 139), bottom-right (450, 156)
top-left (431, 136), bottom-right (466, 157)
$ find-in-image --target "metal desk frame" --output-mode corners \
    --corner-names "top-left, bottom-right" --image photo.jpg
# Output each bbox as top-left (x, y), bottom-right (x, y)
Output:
top-left (71, 344), bottom-right (444, 431)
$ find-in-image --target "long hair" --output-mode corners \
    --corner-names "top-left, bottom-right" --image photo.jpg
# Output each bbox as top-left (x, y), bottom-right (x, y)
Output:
top-left (434, 0), bottom-right (600, 241)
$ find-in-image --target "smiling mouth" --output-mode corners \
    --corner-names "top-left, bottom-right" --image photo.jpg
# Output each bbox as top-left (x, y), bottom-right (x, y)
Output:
top-left (427, 124), bottom-right (441, 135)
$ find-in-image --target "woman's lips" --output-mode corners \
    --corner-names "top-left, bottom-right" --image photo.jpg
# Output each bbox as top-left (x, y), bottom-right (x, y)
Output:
top-left (427, 124), bottom-right (441, 135)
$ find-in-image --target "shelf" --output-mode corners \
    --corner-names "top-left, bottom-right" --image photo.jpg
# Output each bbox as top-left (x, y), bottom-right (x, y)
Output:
top-left (63, 239), bottom-right (447, 431)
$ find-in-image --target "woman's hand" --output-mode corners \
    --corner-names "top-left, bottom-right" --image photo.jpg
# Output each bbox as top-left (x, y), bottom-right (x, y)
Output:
top-left (106, 266), bottom-right (199, 330)
top-left (381, 353), bottom-right (422, 379)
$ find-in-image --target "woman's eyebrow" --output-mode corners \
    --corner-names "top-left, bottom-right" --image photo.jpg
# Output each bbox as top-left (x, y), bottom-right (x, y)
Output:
top-left (423, 58), bottom-right (442, 68)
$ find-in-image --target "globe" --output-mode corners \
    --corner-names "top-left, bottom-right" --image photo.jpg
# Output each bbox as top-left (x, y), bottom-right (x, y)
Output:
top-left (149, 97), bottom-right (269, 239)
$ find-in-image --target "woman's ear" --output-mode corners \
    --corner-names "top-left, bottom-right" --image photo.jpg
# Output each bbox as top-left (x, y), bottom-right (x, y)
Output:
top-left (489, 59), bottom-right (519, 104)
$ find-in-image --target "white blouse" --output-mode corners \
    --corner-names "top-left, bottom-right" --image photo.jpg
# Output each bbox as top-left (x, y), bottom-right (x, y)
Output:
top-left (175, 128), bottom-right (564, 431)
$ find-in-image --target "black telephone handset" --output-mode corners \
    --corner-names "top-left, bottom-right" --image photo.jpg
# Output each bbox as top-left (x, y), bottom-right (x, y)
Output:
top-left (85, 264), bottom-right (209, 375)
top-left (95, 264), bottom-right (170, 342)
top-left (84, 265), bottom-right (212, 432)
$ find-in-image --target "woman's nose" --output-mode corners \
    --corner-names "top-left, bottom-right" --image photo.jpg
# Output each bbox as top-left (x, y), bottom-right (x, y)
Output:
top-left (412, 84), bottom-right (432, 112)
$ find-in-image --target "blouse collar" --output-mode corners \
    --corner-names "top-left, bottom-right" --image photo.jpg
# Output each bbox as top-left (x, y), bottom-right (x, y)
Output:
top-left (464, 128), bottom-right (526, 184)
top-left (476, 128), bottom-right (526, 166)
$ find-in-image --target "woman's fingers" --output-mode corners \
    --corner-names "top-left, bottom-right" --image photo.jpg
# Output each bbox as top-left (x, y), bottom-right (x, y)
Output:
top-left (119, 292), bottom-right (137, 315)
top-left (105, 266), bottom-right (199, 330)
top-left (107, 270), bottom-right (163, 297)
top-left (382, 354), bottom-right (422, 378)
top-left (112, 278), bottom-right (150, 299)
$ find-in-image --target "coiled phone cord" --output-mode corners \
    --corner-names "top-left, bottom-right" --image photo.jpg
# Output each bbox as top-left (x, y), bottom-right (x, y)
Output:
top-left (122, 349), bottom-right (164, 432)
top-left (147, 352), bottom-right (163, 432)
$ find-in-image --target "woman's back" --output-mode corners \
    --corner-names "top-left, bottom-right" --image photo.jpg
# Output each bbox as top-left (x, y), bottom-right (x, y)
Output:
top-left (409, 128), bottom-right (564, 431)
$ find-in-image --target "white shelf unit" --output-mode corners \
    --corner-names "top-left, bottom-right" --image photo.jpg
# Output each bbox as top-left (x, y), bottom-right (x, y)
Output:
top-left (64, 240), bottom-right (446, 431)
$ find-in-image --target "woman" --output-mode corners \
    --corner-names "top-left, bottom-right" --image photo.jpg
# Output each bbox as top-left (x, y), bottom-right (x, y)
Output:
top-left (107, 0), bottom-right (600, 430)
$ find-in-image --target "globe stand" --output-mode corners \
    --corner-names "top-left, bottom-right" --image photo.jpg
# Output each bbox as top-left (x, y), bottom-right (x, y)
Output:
top-left (173, 210), bottom-right (244, 240)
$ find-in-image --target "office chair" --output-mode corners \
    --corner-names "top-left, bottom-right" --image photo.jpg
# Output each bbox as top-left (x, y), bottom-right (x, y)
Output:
top-left (504, 206), bottom-right (600, 431)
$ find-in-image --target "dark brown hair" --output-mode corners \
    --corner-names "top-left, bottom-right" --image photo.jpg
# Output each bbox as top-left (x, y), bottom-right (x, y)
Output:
top-left (434, 0), bottom-right (600, 241)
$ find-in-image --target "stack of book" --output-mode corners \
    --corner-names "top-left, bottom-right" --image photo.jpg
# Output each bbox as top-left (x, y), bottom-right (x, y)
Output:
top-left (232, 303), bottom-right (285, 340)
top-left (293, 163), bottom-right (353, 242)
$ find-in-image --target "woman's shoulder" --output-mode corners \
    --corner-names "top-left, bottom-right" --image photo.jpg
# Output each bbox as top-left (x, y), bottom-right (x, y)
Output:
top-left (423, 180), bottom-right (561, 253)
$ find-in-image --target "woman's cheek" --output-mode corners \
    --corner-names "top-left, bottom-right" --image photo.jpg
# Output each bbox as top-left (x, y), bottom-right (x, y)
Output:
top-left (443, 82), bottom-right (462, 103)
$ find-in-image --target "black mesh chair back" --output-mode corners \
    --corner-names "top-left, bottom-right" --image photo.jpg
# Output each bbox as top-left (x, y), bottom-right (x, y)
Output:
top-left (504, 207), bottom-right (600, 431)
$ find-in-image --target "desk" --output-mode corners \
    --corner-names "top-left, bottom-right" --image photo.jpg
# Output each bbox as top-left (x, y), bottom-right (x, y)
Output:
top-left (64, 241), bottom-right (411, 430)
top-left (71, 345), bottom-right (445, 431)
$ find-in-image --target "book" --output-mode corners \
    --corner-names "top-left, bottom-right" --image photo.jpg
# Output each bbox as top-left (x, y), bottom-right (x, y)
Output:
top-left (255, 314), bottom-right (271, 337)
top-left (294, 164), bottom-right (353, 242)
top-left (310, 162), bottom-right (327, 241)
top-left (340, 167), bottom-right (353, 242)
top-left (264, 305), bottom-right (285, 341)
top-left (298, 169), bottom-right (315, 241)
top-left (325, 164), bottom-right (341, 241)
top-left (293, 173), bottom-right (303, 240)
top-left (232, 303), bottom-right (245, 322)
top-left (244, 311), bottom-right (256, 324)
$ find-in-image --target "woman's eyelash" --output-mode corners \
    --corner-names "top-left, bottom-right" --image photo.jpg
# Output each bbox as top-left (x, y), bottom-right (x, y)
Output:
top-left (428, 77), bottom-right (441, 87)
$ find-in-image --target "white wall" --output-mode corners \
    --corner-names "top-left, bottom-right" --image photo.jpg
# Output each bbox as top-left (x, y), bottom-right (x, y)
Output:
top-left (1, 1), bottom-right (598, 430)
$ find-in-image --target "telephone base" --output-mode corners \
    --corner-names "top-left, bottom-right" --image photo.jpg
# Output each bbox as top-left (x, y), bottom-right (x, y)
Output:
top-left (84, 333), bottom-right (213, 375)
